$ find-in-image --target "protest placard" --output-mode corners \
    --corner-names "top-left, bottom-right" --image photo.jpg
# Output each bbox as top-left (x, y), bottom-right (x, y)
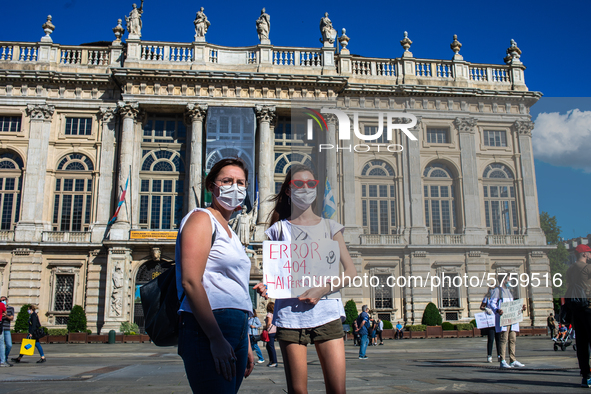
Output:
top-left (262, 240), bottom-right (340, 299)
top-left (474, 312), bottom-right (496, 329)
top-left (499, 299), bottom-right (524, 327)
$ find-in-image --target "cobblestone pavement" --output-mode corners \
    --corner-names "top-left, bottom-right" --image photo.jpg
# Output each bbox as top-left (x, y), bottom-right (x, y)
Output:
top-left (0, 336), bottom-right (584, 393)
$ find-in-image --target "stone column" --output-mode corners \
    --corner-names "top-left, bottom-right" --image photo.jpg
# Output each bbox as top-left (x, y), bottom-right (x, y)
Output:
top-left (255, 105), bottom-right (276, 226)
top-left (101, 246), bottom-right (133, 333)
top-left (515, 120), bottom-right (545, 245)
top-left (526, 251), bottom-right (554, 327)
top-left (464, 250), bottom-right (488, 318)
top-left (110, 101), bottom-right (139, 241)
top-left (403, 116), bottom-right (428, 245)
top-left (185, 103), bottom-right (208, 212)
top-left (14, 104), bottom-right (55, 242)
top-left (325, 114), bottom-right (338, 215)
top-left (91, 107), bottom-right (118, 243)
top-left (454, 117), bottom-right (487, 244)
top-left (341, 127), bottom-right (362, 244)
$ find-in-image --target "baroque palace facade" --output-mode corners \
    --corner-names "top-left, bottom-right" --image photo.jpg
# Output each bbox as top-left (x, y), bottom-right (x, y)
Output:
top-left (0, 10), bottom-right (553, 333)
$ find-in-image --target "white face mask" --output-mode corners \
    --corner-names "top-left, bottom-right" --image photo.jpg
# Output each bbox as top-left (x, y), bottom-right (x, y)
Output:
top-left (215, 183), bottom-right (247, 211)
top-left (291, 187), bottom-right (317, 211)
top-left (28, 310), bottom-right (33, 314)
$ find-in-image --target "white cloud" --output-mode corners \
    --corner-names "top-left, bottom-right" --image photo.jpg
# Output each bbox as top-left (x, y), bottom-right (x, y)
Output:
top-left (533, 109), bottom-right (591, 172)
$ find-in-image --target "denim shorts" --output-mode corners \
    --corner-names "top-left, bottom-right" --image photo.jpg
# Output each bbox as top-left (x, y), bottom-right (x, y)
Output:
top-left (178, 309), bottom-right (249, 393)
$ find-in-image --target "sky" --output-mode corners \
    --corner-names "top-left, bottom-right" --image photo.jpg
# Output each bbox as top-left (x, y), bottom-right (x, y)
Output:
top-left (1, 0), bottom-right (590, 238)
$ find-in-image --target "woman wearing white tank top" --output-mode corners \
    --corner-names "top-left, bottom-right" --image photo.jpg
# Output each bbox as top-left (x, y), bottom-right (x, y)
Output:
top-left (175, 158), bottom-right (259, 393)
top-left (261, 164), bottom-right (357, 394)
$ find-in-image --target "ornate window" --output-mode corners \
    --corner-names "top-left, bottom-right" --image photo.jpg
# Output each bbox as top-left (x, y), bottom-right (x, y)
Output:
top-left (142, 115), bottom-right (186, 143)
top-left (483, 130), bottom-right (507, 147)
top-left (65, 117), bottom-right (92, 136)
top-left (361, 160), bottom-right (397, 235)
top-left (274, 116), bottom-right (308, 146)
top-left (427, 128), bottom-right (449, 144)
top-left (441, 273), bottom-right (460, 308)
top-left (54, 274), bottom-right (75, 311)
top-left (0, 151), bottom-right (23, 230)
top-left (374, 274), bottom-right (393, 309)
top-left (363, 125), bottom-right (387, 144)
top-left (483, 163), bottom-right (518, 234)
top-left (139, 149), bottom-right (185, 230)
top-left (0, 116), bottom-right (22, 132)
top-left (52, 154), bottom-right (94, 232)
top-left (423, 163), bottom-right (458, 234)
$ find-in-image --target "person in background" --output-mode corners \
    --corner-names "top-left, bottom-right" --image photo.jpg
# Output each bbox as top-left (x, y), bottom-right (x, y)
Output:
top-left (248, 309), bottom-right (265, 364)
top-left (480, 287), bottom-right (501, 363)
top-left (11, 305), bottom-right (46, 364)
top-left (356, 305), bottom-right (370, 359)
top-left (369, 317), bottom-right (377, 346)
top-left (395, 321), bottom-right (404, 339)
top-left (264, 302), bottom-right (277, 367)
top-left (1, 296), bottom-right (14, 367)
top-left (353, 319), bottom-right (360, 346)
top-left (377, 318), bottom-right (384, 345)
top-left (0, 298), bottom-right (6, 367)
top-left (547, 312), bottom-right (556, 339)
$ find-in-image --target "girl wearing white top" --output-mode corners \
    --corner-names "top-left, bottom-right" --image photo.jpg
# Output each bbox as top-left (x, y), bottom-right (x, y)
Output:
top-left (175, 158), bottom-right (255, 393)
top-left (264, 164), bottom-right (357, 394)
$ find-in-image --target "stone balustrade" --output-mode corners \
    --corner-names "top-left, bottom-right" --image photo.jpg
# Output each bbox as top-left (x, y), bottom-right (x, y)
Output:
top-left (0, 39), bottom-right (525, 90)
top-left (360, 234), bottom-right (406, 245)
top-left (487, 234), bottom-right (526, 245)
top-left (42, 231), bottom-right (92, 243)
top-left (429, 234), bottom-right (465, 245)
top-left (0, 230), bottom-right (14, 242)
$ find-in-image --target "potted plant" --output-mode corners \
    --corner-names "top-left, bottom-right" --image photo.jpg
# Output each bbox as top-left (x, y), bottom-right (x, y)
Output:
top-left (422, 303), bottom-right (443, 338)
top-left (456, 323), bottom-right (474, 337)
top-left (407, 324), bottom-right (427, 338)
top-left (87, 331), bottom-right (108, 343)
top-left (11, 304), bottom-right (31, 343)
top-left (48, 328), bottom-right (68, 343)
top-left (121, 322), bottom-right (141, 343)
top-left (381, 320), bottom-right (394, 339)
top-left (67, 305), bottom-right (89, 343)
top-left (442, 322), bottom-right (458, 338)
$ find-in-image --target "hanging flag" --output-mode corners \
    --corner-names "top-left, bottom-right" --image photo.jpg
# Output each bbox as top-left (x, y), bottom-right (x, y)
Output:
top-left (322, 179), bottom-right (337, 220)
top-left (108, 176), bottom-right (129, 225)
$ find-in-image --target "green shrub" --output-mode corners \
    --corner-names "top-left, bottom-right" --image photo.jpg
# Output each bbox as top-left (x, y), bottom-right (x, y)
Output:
top-left (421, 302), bottom-right (442, 326)
top-left (120, 321), bottom-right (139, 335)
top-left (383, 320), bottom-right (393, 329)
top-left (67, 305), bottom-right (88, 333)
top-left (406, 324), bottom-right (426, 331)
top-left (14, 304), bottom-right (32, 333)
top-left (455, 323), bottom-right (474, 331)
top-left (86, 329), bottom-right (92, 334)
top-left (442, 322), bottom-right (455, 330)
top-left (470, 319), bottom-right (477, 328)
top-left (344, 300), bottom-right (358, 329)
top-left (48, 328), bottom-right (68, 336)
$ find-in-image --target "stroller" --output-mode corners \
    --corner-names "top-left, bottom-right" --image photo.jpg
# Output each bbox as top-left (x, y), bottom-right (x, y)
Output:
top-left (553, 324), bottom-right (574, 351)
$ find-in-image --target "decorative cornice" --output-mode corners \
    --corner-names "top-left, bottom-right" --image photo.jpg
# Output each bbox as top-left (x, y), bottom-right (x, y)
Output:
top-left (325, 113), bottom-right (338, 125)
top-left (255, 105), bottom-right (276, 123)
top-left (25, 104), bottom-right (54, 121)
top-left (99, 107), bottom-right (118, 123)
top-left (514, 120), bottom-right (534, 136)
top-left (117, 101), bottom-right (140, 119)
top-left (185, 103), bottom-right (208, 123)
top-left (453, 117), bottom-right (477, 134)
top-left (412, 251), bottom-right (427, 258)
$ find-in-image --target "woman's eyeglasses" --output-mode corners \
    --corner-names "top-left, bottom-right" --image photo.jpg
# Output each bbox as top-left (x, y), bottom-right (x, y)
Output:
top-left (216, 178), bottom-right (248, 188)
top-left (290, 180), bottom-right (319, 189)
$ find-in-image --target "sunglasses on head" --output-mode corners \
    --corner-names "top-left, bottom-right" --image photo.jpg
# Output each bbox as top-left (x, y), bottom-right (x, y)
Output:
top-left (289, 179), bottom-right (319, 189)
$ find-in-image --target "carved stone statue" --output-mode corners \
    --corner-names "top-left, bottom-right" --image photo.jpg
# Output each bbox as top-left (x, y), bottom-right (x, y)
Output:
top-left (111, 263), bottom-right (124, 316)
top-left (125, 0), bottom-right (144, 39)
top-left (256, 8), bottom-right (271, 44)
top-left (194, 7), bottom-right (211, 42)
top-left (319, 12), bottom-right (337, 47)
top-left (229, 200), bottom-right (258, 247)
top-left (150, 247), bottom-right (161, 261)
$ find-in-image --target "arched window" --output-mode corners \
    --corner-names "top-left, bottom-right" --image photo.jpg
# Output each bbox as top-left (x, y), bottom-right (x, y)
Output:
top-left (53, 153), bottom-right (94, 232)
top-left (273, 153), bottom-right (314, 193)
top-left (483, 163), bottom-right (518, 234)
top-left (139, 149), bottom-right (185, 230)
top-left (423, 163), bottom-right (458, 234)
top-left (361, 160), bottom-right (397, 234)
top-left (0, 151), bottom-right (24, 230)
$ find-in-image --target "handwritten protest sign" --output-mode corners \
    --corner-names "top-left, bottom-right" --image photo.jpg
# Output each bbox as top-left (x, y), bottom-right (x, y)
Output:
top-left (262, 240), bottom-right (340, 299)
top-left (499, 299), bottom-right (524, 327)
top-left (474, 312), bottom-right (496, 329)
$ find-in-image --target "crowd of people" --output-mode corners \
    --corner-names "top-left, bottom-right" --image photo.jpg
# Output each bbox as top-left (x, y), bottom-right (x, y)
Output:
top-left (0, 298), bottom-right (46, 367)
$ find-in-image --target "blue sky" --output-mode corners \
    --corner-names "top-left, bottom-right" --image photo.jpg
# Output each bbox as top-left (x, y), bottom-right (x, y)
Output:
top-left (2, 0), bottom-right (590, 238)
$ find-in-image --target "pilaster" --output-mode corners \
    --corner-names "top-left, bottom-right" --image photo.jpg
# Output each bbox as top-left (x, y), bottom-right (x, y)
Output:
top-left (405, 117), bottom-right (428, 244)
top-left (185, 103), bottom-right (208, 211)
top-left (101, 246), bottom-right (133, 333)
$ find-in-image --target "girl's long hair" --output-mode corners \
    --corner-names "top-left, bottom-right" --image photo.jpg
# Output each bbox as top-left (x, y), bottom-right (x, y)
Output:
top-left (267, 164), bottom-right (316, 228)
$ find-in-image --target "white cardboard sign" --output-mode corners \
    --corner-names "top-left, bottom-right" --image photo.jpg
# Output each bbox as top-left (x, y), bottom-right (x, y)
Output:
top-left (499, 299), bottom-right (524, 327)
top-left (262, 240), bottom-right (340, 299)
top-left (474, 312), bottom-right (496, 329)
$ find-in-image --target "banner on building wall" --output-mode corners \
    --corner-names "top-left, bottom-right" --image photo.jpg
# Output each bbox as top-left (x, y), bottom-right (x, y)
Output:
top-left (499, 299), bottom-right (524, 327)
top-left (262, 240), bottom-right (340, 299)
top-left (130, 231), bottom-right (178, 240)
top-left (474, 312), bottom-right (496, 329)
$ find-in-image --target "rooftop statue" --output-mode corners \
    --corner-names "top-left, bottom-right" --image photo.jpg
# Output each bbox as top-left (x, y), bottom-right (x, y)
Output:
top-left (194, 7), bottom-right (211, 42)
top-left (256, 8), bottom-right (271, 44)
top-left (125, 0), bottom-right (144, 39)
top-left (319, 12), bottom-right (337, 47)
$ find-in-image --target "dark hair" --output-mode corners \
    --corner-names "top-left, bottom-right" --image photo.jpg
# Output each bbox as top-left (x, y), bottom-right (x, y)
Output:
top-left (266, 302), bottom-right (275, 313)
top-left (267, 164), bottom-right (316, 227)
top-left (204, 158), bottom-right (249, 193)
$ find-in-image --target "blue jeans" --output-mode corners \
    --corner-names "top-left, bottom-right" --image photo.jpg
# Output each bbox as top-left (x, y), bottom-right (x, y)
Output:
top-left (178, 309), bottom-right (249, 393)
top-left (250, 335), bottom-right (264, 361)
top-left (359, 334), bottom-right (369, 357)
top-left (0, 330), bottom-right (5, 363)
top-left (4, 330), bottom-right (12, 360)
top-left (35, 341), bottom-right (44, 357)
top-left (266, 333), bottom-right (277, 364)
